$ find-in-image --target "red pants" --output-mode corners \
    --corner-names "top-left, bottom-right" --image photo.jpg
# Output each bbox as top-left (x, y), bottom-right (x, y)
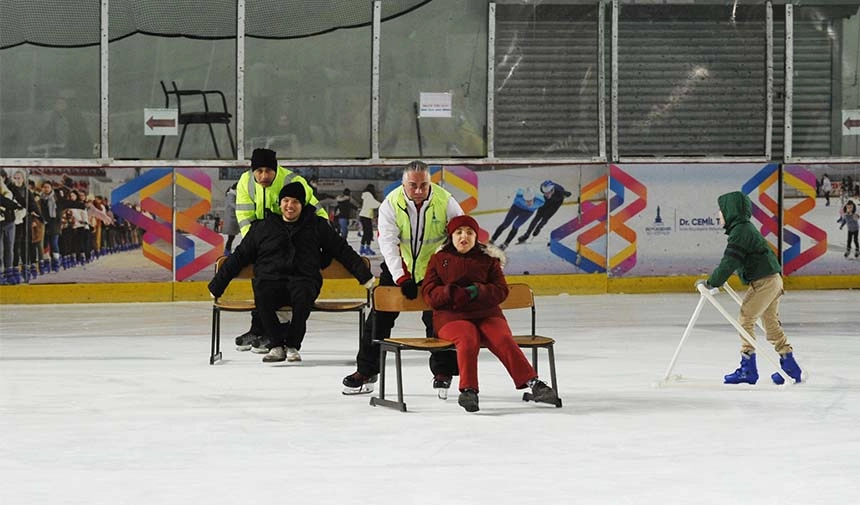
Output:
top-left (437, 317), bottom-right (536, 392)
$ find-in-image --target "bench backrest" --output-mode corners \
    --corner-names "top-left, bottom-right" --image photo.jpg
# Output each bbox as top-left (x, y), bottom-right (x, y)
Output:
top-left (214, 255), bottom-right (369, 280)
top-left (372, 283), bottom-right (534, 312)
top-left (372, 283), bottom-right (537, 335)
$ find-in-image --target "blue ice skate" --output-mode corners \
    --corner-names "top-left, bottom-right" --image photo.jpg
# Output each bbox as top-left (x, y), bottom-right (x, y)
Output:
top-left (724, 353), bottom-right (758, 384)
top-left (771, 352), bottom-right (802, 384)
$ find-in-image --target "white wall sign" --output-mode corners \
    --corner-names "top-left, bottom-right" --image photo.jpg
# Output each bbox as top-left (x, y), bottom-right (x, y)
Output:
top-left (418, 92), bottom-right (452, 118)
top-left (144, 108), bottom-right (178, 136)
top-left (842, 109), bottom-right (860, 136)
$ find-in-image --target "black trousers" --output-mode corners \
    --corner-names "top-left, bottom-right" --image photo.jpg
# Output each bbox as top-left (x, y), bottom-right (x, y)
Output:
top-left (356, 262), bottom-right (458, 377)
top-left (521, 200), bottom-right (563, 239)
top-left (359, 217), bottom-right (374, 246)
top-left (252, 278), bottom-right (318, 350)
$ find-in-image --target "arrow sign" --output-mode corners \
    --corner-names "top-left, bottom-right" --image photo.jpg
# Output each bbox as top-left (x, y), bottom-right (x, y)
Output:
top-left (842, 110), bottom-right (860, 136)
top-left (144, 108), bottom-right (178, 136)
top-left (146, 117), bottom-right (176, 129)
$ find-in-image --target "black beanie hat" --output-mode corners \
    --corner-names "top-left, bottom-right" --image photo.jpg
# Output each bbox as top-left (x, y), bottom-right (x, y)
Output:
top-left (279, 181), bottom-right (306, 205)
top-left (250, 148), bottom-right (277, 170)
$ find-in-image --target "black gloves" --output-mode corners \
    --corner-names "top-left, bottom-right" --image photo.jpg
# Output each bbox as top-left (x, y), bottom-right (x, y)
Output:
top-left (208, 277), bottom-right (227, 299)
top-left (400, 279), bottom-right (418, 300)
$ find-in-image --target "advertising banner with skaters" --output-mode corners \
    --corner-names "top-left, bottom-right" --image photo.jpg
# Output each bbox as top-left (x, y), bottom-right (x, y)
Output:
top-left (434, 164), bottom-right (606, 276)
top-left (12, 166), bottom-right (228, 285)
top-left (608, 163), bottom-right (779, 277)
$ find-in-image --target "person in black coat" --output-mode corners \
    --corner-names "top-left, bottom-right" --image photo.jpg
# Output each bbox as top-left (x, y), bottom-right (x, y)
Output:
top-left (208, 182), bottom-right (375, 363)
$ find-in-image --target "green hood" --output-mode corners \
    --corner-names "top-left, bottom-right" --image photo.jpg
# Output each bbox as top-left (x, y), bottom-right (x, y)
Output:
top-left (717, 191), bottom-right (751, 233)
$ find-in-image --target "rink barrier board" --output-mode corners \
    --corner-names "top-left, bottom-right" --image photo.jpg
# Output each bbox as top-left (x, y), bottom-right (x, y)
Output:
top-left (0, 274), bottom-right (857, 304)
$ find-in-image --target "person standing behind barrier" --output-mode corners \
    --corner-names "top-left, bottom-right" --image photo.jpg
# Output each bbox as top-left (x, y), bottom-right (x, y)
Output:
top-left (232, 148), bottom-right (329, 353)
top-left (0, 173), bottom-right (21, 284)
top-left (820, 173), bottom-right (832, 206)
top-left (342, 160), bottom-right (462, 396)
top-left (222, 182), bottom-right (240, 255)
top-left (39, 181), bottom-right (61, 272)
top-left (358, 184), bottom-right (380, 255)
top-left (517, 179), bottom-right (572, 245)
top-left (209, 182), bottom-right (374, 363)
top-left (696, 191), bottom-right (803, 386)
top-left (334, 188), bottom-right (358, 239)
top-left (422, 215), bottom-right (559, 412)
top-left (490, 187), bottom-right (544, 250)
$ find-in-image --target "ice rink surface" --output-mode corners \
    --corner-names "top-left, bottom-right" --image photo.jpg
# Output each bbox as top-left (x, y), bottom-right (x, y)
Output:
top-left (1, 288), bottom-right (858, 505)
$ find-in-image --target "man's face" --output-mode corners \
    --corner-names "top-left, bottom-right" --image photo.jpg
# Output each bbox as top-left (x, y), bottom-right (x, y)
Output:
top-left (253, 167), bottom-right (276, 187)
top-left (402, 171), bottom-right (431, 205)
top-left (280, 196), bottom-right (303, 222)
top-left (41, 183), bottom-right (53, 195)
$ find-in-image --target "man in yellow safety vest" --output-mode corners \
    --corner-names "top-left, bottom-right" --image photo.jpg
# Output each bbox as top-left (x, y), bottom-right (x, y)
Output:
top-left (342, 160), bottom-right (462, 397)
top-left (232, 148), bottom-right (328, 352)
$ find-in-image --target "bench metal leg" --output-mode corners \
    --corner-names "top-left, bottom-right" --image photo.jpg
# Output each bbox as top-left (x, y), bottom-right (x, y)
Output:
top-left (369, 343), bottom-right (407, 412)
top-left (210, 307), bottom-right (222, 365)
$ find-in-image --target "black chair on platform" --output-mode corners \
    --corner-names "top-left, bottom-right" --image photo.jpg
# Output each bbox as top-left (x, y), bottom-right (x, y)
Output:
top-left (156, 80), bottom-right (236, 159)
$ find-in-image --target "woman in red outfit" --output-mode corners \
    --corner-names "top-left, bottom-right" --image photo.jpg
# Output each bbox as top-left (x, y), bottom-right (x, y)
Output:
top-left (421, 215), bottom-right (559, 412)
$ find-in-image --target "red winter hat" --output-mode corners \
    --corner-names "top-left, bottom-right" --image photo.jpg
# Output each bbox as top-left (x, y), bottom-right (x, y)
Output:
top-left (447, 214), bottom-right (479, 236)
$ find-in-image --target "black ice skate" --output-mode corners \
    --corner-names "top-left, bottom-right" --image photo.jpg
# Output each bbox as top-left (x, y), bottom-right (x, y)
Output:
top-left (342, 371), bottom-right (378, 395)
top-left (524, 380), bottom-right (562, 407)
top-left (433, 374), bottom-right (452, 399)
top-left (458, 389), bottom-right (479, 412)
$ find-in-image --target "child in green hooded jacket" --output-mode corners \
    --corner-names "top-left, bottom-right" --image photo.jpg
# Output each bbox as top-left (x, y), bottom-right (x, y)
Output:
top-left (698, 191), bottom-right (803, 385)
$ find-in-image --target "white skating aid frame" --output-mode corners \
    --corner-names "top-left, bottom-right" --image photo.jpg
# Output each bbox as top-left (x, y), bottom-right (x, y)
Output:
top-left (661, 282), bottom-right (792, 385)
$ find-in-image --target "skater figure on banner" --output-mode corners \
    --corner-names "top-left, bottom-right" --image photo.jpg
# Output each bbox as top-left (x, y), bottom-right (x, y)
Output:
top-left (489, 187), bottom-right (544, 250)
top-left (516, 179), bottom-right (571, 245)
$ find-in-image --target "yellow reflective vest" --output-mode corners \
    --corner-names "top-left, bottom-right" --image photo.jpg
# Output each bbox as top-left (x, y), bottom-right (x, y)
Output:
top-left (389, 183), bottom-right (453, 283)
top-left (235, 166), bottom-right (327, 236)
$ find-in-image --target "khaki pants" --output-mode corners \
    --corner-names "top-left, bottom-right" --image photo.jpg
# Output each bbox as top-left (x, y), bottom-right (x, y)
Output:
top-left (738, 273), bottom-right (792, 355)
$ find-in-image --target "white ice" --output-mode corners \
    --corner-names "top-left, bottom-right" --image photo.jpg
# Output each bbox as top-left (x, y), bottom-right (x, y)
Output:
top-left (1, 289), bottom-right (858, 505)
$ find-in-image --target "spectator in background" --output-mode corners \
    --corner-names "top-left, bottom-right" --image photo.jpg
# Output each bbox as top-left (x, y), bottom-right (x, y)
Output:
top-left (821, 173), bottom-right (832, 206)
top-left (490, 187), bottom-right (544, 250)
top-left (358, 184), bottom-right (380, 256)
top-left (9, 170), bottom-right (42, 277)
top-left (335, 188), bottom-right (359, 239)
top-left (838, 200), bottom-right (858, 258)
top-left (0, 171), bottom-right (21, 284)
top-left (39, 181), bottom-right (61, 272)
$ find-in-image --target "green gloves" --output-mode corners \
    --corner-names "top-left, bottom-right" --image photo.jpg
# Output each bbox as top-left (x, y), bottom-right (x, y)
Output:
top-left (465, 284), bottom-right (479, 300)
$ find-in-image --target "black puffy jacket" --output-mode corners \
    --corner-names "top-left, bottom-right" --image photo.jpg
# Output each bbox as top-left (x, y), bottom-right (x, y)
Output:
top-left (208, 204), bottom-right (371, 297)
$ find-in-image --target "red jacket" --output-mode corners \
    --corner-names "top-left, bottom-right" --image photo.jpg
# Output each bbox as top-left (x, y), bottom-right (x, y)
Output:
top-left (421, 243), bottom-right (509, 331)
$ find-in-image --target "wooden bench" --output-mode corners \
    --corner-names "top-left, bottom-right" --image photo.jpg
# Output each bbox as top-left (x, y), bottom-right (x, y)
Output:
top-left (209, 256), bottom-right (370, 364)
top-left (368, 283), bottom-right (561, 412)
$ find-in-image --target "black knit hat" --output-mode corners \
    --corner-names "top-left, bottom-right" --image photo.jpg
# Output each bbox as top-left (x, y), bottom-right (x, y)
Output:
top-left (250, 148), bottom-right (277, 170)
top-left (279, 181), bottom-right (306, 205)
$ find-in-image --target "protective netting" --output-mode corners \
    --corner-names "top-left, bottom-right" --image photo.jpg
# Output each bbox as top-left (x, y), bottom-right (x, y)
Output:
top-left (0, 0), bottom-right (431, 49)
